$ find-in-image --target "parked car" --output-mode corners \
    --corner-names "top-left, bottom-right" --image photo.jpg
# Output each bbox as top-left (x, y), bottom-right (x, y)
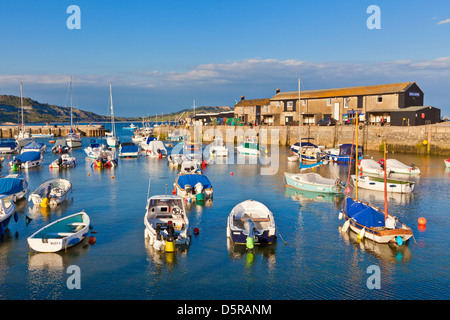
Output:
top-left (317, 118), bottom-right (337, 126)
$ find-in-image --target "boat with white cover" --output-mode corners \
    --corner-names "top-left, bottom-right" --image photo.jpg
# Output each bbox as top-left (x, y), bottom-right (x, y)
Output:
top-left (144, 195), bottom-right (191, 251)
top-left (381, 159), bottom-right (421, 175)
top-left (141, 138), bottom-right (167, 158)
top-left (52, 139), bottom-right (71, 154)
top-left (28, 178), bottom-right (72, 206)
top-left (359, 159), bottom-right (391, 176)
top-left (27, 211), bottom-right (90, 253)
top-left (209, 137), bottom-right (228, 157)
top-left (227, 200), bottom-right (276, 248)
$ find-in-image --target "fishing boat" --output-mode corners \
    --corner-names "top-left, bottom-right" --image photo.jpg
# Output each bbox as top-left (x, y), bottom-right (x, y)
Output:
top-left (174, 173), bottom-right (213, 202)
top-left (324, 143), bottom-right (363, 163)
top-left (351, 175), bottom-right (415, 194)
top-left (144, 195), bottom-right (191, 251)
top-left (28, 178), bottom-right (72, 206)
top-left (0, 139), bottom-right (20, 154)
top-left (379, 159), bottom-right (421, 175)
top-left (21, 141), bottom-right (47, 153)
top-left (140, 138), bottom-right (167, 158)
top-left (132, 126), bottom-right (154, 144)
top-left (118, 142), bottom-right (140, 158)
top-left (14, 82), bottom-right (35, 148)
top-left (359, 159), bottom-right (391, 176)
top-left (209, 137), bottom-right (228, 157)
top-left (284, 172), bottom-right (345, 194)
top-left (123, 123), bottom-right (137, 130)
top-left (339, 115), bottom-right (413, 245)
top-left (445, 158), bottom-right (450, 168)
top-left (0, 195), bottom-right (18, 235)
top-left (65, 77), bottom-right (82, 149)
top-left (52, 138), bottom-right (71, 154)
top-left (237, 136), bottom-right (260, 155)
top-left (106, 82), bottom-right (120, 148)
top-left (49, 154), bottom-right (78, 169)
top-left (226, 200), bottom-right (276, 248)
top-left (0, 174), bottom-right (28, 202)
top-left (9, 151), bottom-right (44, 169)
top-left (27, 211), bottom-right (90, 253)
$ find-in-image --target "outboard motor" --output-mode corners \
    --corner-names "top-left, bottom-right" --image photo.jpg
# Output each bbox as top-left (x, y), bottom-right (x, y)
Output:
top-left (185, 184), bottom-right (192, 195)
top-left (243, 219), bottom-right (257, 249)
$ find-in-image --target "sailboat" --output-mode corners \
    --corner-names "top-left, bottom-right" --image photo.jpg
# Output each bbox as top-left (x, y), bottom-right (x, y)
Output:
top-left (65, 77), bottom-right (82, 148)
top-left (15, 82), bottom-right (34, 147)
top-left (339, 115), bottom-right (413, 244)
top-left (106, 82), bottom-right (120, 148)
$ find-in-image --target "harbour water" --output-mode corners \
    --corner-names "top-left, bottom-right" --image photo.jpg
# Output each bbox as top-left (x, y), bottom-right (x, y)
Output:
top-left (0, 123), bottom-right (449, 300)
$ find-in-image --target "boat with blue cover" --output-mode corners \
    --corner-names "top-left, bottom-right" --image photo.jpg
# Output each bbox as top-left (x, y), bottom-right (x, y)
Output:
top-left (0, 139), bottom-right (20, 154)
top-left (9, 151), bottom-right (44, 169)
top-left (27, 211), bottom-right (90, 252)
top-left (227, 200), bottom-right (276, 248)
top-left (324, 143), bottom-right (363, 163)
top-left (119, 142), bottom-right (140, 158)
top-left (0, 195), bottom-right (18, 236)
top-left (174, 173), bottom-right (213, 202)
top-left (22, 141), bottom-right (47, 153)
top-left (0, 174), bottom-right (28, 202)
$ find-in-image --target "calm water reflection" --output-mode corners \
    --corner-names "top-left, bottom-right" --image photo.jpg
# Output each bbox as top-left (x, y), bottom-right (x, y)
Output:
top-left (0, 124), bottom-right (449, 300)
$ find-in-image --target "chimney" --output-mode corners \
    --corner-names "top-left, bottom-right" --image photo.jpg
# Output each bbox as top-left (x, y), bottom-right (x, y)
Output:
top-left (276, 88), bottom-right (280, 94)
top-left (241, 95), bottom-right (245, 101)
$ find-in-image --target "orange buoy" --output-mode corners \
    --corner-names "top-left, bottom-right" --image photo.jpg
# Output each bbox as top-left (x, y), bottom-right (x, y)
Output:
top-left (88, 236), bottom-right (96, 245)
top-left (111, 175), bottom-right (114, 179)
top-left (87, 173), bottom-right (90, 176)
top-left (418, 224), bottom-right (427, 232)
top-left (418, 217), bottom-right (427, 225)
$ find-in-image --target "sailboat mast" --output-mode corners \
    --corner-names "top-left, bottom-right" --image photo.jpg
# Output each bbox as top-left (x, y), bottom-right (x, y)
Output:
top-left (355, 110), bottom-right (359, 200)
top-left (384, 142), bottom-right (388, 220)
top-left (298, 77), bottom-right (302, 168)
top-left (70, 76), bottom-right (73, 133)
top-left (110, 82), bottom-right (115, 136)
top-left (20, 81), bottom-right (23, 134)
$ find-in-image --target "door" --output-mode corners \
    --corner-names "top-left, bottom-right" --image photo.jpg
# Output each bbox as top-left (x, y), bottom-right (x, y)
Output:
top-left (334, 103), bottom-right (340, 121)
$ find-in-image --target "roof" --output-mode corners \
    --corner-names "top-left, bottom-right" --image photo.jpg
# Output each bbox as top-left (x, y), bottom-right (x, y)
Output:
top-left (367, 106), bottom-right (437, 113)
top-left (271, 82), bottom-right (417, 100)
top-left (234, 98), bottom-right (270, 107)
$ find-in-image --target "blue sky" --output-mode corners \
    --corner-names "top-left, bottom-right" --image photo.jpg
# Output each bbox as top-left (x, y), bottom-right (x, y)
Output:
top-left (1, 0), bottom-right (450, 117)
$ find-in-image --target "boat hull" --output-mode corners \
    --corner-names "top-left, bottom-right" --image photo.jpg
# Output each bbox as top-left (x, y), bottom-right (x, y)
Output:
top-left (285, 172), bottom-right (344, 194)
top-left (351, 175), bottom-right (414, 193)
top-left (445, 159), bottom-right (450, 168)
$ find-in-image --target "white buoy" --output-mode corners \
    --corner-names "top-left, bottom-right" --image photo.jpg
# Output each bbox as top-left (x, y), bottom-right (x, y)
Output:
top-left (153, 239), bottom-right (163, 251)
top-left (358, 227), bottom-right (366, 240)
top-left (338, 211), bottom-right (343, 220)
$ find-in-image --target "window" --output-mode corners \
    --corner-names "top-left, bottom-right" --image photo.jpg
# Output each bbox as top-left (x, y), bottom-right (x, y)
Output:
top-left (251, 106), bottom-right (254, 113)
top-left (344, 98), bottom-right (349, 108)
top-left (377, 95), bottom-right (383, 103)
top-left (264, 105), bottom-right (269, 113)
top-left (327, 98), bottom-right (332, 106)
top-left (302, 99), bottom-right (307, 106)
top-left (286, 101), bottom-right (294, 111)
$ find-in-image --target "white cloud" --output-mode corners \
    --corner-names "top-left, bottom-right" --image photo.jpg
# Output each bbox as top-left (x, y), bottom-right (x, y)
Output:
top-left (437, 18), bottom-right (450, 25)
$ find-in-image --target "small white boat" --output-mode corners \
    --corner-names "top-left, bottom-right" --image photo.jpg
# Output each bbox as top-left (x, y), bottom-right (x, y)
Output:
top-left (9, 151), bottom-right (44, 169)
top-left (285, 172), bottom-right (345, 194)
top-left (167, 129), bottom-right (185, 142)
top-left (445, 158), bottom-right (450, 168)
top-left (132, 127), bottom-right (154, 143)
top-left (237, 137), bottom-right (261, 155)
top-left (21, 141), bottom-right (47, 153)
top-left (31, 133), bottom-right (54, 138)
top-left (15, 133), bottom-right (34, 148)
top-left (84, 141), bottom-right (107, 159)
top-left (167, 154), bottom-right (186, 167)
top-left (144, 195), bottom-right (191, 251)
top-left (227, 200), bottom-right (276, 248)
top-left (0, 174), bottom-right (28, 202)
top-left (0, 195), bottom-right (18, 235)
top-left (179, 160), bottom-right (202, 174)
top-left (351, 175), bottom-right (414, 194)
top-left (123, 123), bottom-right (137, 130)
top-left (209, 137), bottom-right (228, 157)
top-left (381, 159), bottom-right (421, 175)
top-left (118, 142), bottom-right (140, 158)
top-left (359, 159), bottom-right (390, 176)
top-left (28, 178), bottom-right (72, 206)
top-left (140, 138), bottom-right (167, 158)
top-left (27, 211), bottom-right (90, 253)
top-left (49, 154), bottom-right (78, 169)
top-left (0, 139), bottom-right (20, 154)
top-left (66, 133), bottom-right (82, 148)
top-left (287, 153), bottom-right (300, 162)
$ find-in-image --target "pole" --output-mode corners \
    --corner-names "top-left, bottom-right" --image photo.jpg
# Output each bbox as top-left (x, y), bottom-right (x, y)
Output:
top-left (355, 111), bottom-right (358, 201)
top-left (298, 77), bottom-right (302, 169)
top-left (384, 142), bottom-right (388, 220)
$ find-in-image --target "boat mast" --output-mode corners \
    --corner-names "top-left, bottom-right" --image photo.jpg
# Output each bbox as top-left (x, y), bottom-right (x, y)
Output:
top-left (355, 110), bottom-right (359, 201)
top-left (384, 141), bottom-right (388, 220)
top-left (298, 77), bottom-right (302, 168)
top-left (70, 76), bottom-right (73, 134)
top-left (110, 81), bottom-right (115, 137)
top-left (20, 81), bottom-right (23, 134)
